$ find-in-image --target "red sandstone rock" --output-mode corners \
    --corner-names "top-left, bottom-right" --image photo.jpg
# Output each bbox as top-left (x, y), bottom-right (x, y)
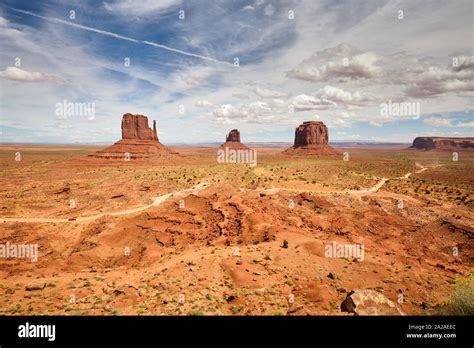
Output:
top-left (283, 121), bottom-right (339, 157)
top-left (94, 113), bottom-right (178, 159)
top-left (221, 129), bottom-right (249, 149)
top-left (294, 121), bottom-right (328, 146)
top-left (226, 129), bottom-right (241, 143)
top-left (121, 113), bottom-right (158, 141)
top-left (411, 137), bottom-right (474, 151)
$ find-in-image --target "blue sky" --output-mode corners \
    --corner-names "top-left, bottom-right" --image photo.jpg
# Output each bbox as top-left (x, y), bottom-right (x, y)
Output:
top-left (0, 0), bottom-right (472, 144)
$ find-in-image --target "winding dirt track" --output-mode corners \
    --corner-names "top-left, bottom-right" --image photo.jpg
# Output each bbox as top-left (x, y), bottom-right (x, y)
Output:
top-left (260, 163), bottom-right (436, 197)
top-left (1, 183), bottom-right (210, 224)
top-left (1, 163), bottom-right (439, 224)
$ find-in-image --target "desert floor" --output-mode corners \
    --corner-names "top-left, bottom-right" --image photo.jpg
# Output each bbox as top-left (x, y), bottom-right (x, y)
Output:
top-left (0, 144), bottom-right (472, 315)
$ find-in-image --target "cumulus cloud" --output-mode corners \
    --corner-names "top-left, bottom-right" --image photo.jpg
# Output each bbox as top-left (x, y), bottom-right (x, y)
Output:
top-left (0, 67), bottom-right (59, 82)
top-left (404, 57), bottom-right (474, 98)
top-left (317, 85), bottom-right (374, 104)
top-left (287, 44), bottom-right (381, 82)
top-left (291, 94), bottom-right (337, 110)
top-left (254, 87), bottom-right (287, 98)
top-left (211, 101), bottom-right (277, 124)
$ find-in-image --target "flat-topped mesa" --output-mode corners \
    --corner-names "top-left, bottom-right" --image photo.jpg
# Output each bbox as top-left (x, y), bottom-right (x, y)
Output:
top-left (283, 120), bottom-right (339, 157)
top-left (94, 113), bottom-right (178, 159)
top-left (221, 129), bottom-right (249, 149)
top-left (410, 137), bottom-right (474, 151)
top-left (294, 121), bottom-right (328, 147)
top-left (122, 113), bottom-right (158, 141)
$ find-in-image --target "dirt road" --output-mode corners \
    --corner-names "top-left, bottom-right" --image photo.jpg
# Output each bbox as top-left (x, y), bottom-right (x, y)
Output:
top-left (1, 182), bottom-right (210, 224)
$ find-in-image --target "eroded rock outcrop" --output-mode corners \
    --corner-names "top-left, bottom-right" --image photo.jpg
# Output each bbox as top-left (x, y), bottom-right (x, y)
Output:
top-left (94, 113), bottom-right (178, 159)
top-left (294, 121), bottom-right (329, 146)
top-left (341, 289), bottom-right (404, 316)
top-left (220, 129), bottom-right (249, 149)
top-left (283, 121), bottom-right (339, 157)
top-left (121, 113), bottom-right (158, 141)
top-left (411, 137), bottom-right (474, 151)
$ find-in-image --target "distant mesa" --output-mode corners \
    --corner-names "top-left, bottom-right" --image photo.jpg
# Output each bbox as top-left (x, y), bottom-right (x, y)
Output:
top-left (220, 129), bottom-right (249, 150)
top-left (283, 121), bottom-right (339, 157)
top-left (410, 137), bottom-right (474, 151)
top-left (94, 113), bottom-right (178, 159)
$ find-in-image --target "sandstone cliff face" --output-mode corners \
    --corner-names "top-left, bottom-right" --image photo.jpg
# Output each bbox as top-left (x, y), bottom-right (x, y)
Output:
top-left (121, 113), bottom-right (158, 141)
top-left (294, 121), bottom-right (329, 147)
top-left (226, 129), bottom-right (241, 143)
top-left (221, 129), bottom-right (249, 149)
top-left (411, 137), bottom-right (474, 150)
top-left (283, 121), bottom-right (339, 157)
top-left (94, 113), bottom-right (177, 159)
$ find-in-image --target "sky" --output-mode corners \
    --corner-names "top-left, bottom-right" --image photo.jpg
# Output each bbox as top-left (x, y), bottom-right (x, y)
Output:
top-left (0, 0), bottom-right (473, 144)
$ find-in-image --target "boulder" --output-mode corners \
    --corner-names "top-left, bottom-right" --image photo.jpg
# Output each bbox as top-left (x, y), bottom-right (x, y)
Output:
top-left (340, 289), bottom-right (404, 315)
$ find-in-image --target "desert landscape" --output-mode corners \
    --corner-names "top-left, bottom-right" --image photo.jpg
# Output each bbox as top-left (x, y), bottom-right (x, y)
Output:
top-left (0, 114), bottom-right (472, 316)
top-left (1, 1), bottom-right (473, 331)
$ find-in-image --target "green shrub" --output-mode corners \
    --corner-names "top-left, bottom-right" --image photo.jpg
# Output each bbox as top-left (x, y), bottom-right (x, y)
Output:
top-left (439, 273), bottom-right (473, 316)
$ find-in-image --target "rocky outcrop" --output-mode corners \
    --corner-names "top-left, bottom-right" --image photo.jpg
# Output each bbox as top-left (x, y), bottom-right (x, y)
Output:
top-left (226, 129), bottom-right (241, 143)
top-left (294, 121), bottom-right (329, 146)
top-left (121, 113), bottom-right (158, 141)
top-left (341, 289), bottom-right (404, 316)
top-left (94, 113), bottom-right (178, 159)
top-left (411, 137), bottom-right (474, 151)
top-left (221, 129), bottom-right (249, 149)
top-left (283, 121), bottom-right (339, 157)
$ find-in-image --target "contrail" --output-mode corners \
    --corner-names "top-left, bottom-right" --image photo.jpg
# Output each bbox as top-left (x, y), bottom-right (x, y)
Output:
top-left (11, 8), bottom-right (232, 66)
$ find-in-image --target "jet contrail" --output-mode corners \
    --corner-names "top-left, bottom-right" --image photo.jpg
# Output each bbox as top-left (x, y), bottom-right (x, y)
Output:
top-left (11, 8), bottom-right (232, 66)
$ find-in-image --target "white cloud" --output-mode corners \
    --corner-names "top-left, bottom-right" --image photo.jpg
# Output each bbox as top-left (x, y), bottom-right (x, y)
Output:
top-left (291, 94), bottom-right (337, 110)
top-left (404, 57), bottom-right (474, 98)
top-left (287, 44), bottom-right (381, 82)
top-left (195, 100), bottom-right (213, 107)
top-left (0, 17), bottom-right (9, 27)
top-left (104, 0), bottom-right (182, 16)
top-left (254, 87), bottom-right (287, 98)
top-left (0, 67), bottom-right (59, 82)
top-left (264, 4), bottom-right (275, 16)
top-left (103, 2), bottom-right (113, 11)
top-left (318, 85), bottom-right (374, 103)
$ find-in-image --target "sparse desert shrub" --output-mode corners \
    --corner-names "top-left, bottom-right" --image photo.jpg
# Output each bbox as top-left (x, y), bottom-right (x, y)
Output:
top-left (438, 274), bottom-right (474, 316)
top-left (281, 240), bottom-right (289, 249)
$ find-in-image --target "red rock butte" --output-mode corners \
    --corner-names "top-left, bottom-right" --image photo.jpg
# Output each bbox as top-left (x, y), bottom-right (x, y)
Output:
top-left (220, 129), bottom-right (249, 150)
top-left (410, 137), bottom-right (474, 151)
top-left (94, 113), bottom-right (178, 159)
top-left (283, 121), bottom-right (339, 157)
